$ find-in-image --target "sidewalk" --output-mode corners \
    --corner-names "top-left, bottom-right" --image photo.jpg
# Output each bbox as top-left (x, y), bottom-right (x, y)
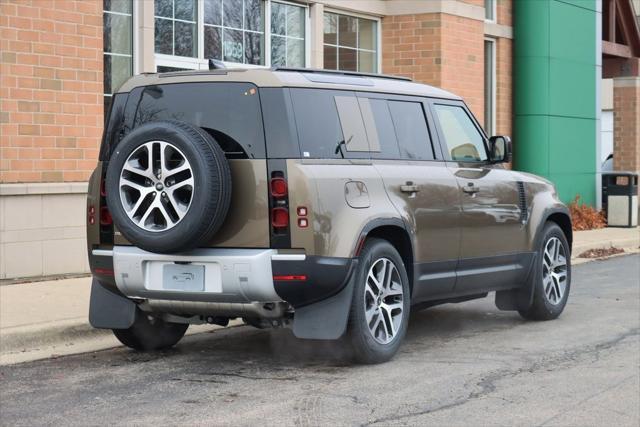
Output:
top-left (1, 227), bottom-right (638, 365)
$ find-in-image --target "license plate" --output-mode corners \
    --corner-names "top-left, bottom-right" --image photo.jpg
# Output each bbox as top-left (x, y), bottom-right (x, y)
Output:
top-left (162, 264), bottom-right (205, 292)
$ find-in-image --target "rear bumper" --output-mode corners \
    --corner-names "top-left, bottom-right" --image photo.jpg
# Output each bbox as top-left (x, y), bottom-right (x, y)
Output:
top-left (91, 246), bottom-right (354, 309)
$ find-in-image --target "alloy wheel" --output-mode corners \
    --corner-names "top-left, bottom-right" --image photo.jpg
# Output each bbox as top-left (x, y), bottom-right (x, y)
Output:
top-left (364, 258), bottom-right (404, 344)
top-left (118, 140), bottom-right (194, 232)
top-left (542, 236), bottom-right (568, 305)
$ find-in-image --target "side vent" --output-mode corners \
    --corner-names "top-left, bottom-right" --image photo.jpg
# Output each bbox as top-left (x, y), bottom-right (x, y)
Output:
top-left (517, 181), bottom-right (528, 224)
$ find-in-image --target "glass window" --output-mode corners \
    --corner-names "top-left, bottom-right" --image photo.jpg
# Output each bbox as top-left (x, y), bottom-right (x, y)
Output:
top-left (433, 105), bottom-right (487, 162)
top-left (485, 0), bottom-right (495, 21)
top-left (103, 0), bottom-right (133, 120)
top-left (290, 89), bottom-right (354, 159)
top-left (484, 39), bottom-right (495, 137)
top-left (388, 101), bottom-right (434, 160)
top-left (155, 0), bottom-right (197, 58)
top-left (203, 0), bottom-right (265, 65)
top-left (270, 2), bottom-right (305, 67)
top-left (335, 96), bottom-right (369, 152)
top-left (361, 98), bottom-right (400, 159)
top-left (135, 83), bottom-right (266, 158)
top-left (323, 12), bottom-right (378, 73)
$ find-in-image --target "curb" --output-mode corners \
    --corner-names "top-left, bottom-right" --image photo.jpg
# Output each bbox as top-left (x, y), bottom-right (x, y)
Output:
top-left (0, 319), bottom-right (243, 366)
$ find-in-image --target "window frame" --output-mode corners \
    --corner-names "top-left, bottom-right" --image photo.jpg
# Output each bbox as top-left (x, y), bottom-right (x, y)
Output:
top-left (154, 0), bottom-right (310, 72)
top-left (484, 37), bottom-right (496, 138)
top-left (484, 0), bottom-right (497, 23)
top-left (356, 91), bottom-right (443, 161)
top-left (428, 99), bottom-right (490, 164)
top-left (322, 8), bottom-right (382, 73)
top-left (103, 0), bottom-right (138, 117)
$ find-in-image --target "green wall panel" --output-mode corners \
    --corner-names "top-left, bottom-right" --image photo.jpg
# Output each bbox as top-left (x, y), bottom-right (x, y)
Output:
top-left (549, 59), bottom-right (596, 118)
top-left (514, 115), bottom-right (550, 176)
top-left (550, 1), bottom-right (596, 63)
top-left (514, 57), bottom-right (550, 115)
top-left (548, 117), bottom-right (596, 174)
top-left (549, 173), bottom-right (596, 205)
top-left (514, 0), bottom-right (598, 206)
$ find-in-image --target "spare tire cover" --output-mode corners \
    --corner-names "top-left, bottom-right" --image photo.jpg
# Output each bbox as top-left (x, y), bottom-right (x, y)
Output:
top-left (105, 120), bottom-right (232, 253)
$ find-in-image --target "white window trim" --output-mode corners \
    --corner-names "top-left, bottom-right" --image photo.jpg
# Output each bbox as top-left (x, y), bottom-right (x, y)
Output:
top-left (323, 7), bottom-right (382, 73)
top-left (484, 0), bottom-right (497, 23)
top-left (104, 2), bottom-right (138, 98)
top-left (154, 0), bottom-right (311, 72)
top-left (484, 37), bottom-right (497, 137)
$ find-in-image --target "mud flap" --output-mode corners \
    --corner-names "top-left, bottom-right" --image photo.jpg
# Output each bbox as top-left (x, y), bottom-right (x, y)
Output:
top-left (292, 268), bottom-right (356, 340)
top-left (495, 253), bottom-right (538, 311)
top-left (89, 278), bottom-right (136, 329)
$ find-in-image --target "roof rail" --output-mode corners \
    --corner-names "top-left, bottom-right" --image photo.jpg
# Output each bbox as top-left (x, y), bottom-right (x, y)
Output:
top-left (272, 67), bottom-right (412, 82)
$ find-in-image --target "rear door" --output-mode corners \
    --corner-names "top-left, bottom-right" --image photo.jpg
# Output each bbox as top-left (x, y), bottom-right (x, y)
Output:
top-left (430, 101), bottom-right (528, 292)
top-left (360, 93), bottom-right (461, 300)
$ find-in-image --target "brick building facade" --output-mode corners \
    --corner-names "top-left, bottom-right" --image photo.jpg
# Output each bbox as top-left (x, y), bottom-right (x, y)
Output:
top-left (0, 0), bottom-right (637, 279)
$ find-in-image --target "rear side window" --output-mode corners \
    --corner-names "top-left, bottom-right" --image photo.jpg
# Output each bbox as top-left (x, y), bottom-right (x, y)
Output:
top-left (388, 101), bottom-right (434, 160)
top-left (134, 82), bottom-right (265, 158)
top-left (290, 89), bottom-right (371, 159)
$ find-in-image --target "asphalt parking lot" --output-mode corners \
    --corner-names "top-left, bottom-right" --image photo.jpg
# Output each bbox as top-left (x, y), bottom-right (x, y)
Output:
top-left (1, 254), bottom-right (638, 426)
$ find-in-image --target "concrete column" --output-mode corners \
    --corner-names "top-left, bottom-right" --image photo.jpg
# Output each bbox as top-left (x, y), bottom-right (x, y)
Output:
top-left (136, 0), bottom-right (155, 73)
top-left (309, 3), bottom-right (324, 68)
top-left (613, 77), bottom-right (640, 174)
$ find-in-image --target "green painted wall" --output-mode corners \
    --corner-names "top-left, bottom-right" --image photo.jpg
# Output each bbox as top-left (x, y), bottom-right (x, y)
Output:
top-left (514, 0), bottom-right (598, 205)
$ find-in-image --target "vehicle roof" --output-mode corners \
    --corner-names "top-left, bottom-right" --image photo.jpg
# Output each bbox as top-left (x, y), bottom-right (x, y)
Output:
top-left (116, 67), bottom-right (462, 100)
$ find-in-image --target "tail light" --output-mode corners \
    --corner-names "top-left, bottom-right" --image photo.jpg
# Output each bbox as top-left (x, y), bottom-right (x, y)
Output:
top-left (268, 165), bottom-right (291, 248)
top-left (271, 207), bottom-right (289, 228)
top-left (100, 206), bottom-right (112, 225)
top-left (270, 177), bottom-right (288, 198)
top-left (273, 275), bottom-right (306, 281)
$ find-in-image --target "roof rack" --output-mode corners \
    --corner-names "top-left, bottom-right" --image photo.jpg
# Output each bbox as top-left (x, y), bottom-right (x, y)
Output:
top-left (272, 67), bottom-right (412, 82)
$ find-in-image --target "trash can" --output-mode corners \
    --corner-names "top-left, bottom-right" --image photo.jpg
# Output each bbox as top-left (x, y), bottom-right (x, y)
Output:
top-left (602, 172), bottom-right (638, 228)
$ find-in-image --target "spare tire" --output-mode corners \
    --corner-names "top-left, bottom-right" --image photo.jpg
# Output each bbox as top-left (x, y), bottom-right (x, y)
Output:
top-left (105, 121), bottom-right (231, 253)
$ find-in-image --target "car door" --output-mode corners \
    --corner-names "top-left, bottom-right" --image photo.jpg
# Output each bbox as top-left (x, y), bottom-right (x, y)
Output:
top-left (430, 101), bottom-right (529, 292)
top-left (359, 93), bottom-right (462, 300)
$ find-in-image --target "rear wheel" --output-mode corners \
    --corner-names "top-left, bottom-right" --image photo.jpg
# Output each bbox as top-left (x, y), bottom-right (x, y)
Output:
top-left (113, 309), bottom-right (188, 351)
top-left (519, 222), bottom-right (571, 320)
top-left (346, 238), bottom-right (410, 364)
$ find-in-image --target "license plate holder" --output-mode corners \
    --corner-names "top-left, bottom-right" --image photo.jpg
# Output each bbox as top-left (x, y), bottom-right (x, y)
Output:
top-left (162, 264), bottom-right (205, 292)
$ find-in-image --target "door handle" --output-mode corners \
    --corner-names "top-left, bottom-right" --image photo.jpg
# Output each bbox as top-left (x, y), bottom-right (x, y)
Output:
top-left (462, 183), bottom-right (480, 194)
top-left (400, 182), bottom-right (420, 193)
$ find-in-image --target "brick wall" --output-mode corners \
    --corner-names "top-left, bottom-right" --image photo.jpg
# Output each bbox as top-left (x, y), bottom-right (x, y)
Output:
top-left (381, 13), bottom-right (485, 126)
top-left (496, 37), bottom-right (512, 136)
top-left (613, 81), bottom-right (640, 174)
top-left (0, 0), bottom-right (103, 184)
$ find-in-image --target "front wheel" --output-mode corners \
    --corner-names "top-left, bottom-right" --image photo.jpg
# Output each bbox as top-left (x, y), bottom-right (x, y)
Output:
top-left (113, 309), bottom-right (188, 351)
top-left (346, 238), bottom-right (410, 364)
top-left (519, 222), bottom-right (571, 320)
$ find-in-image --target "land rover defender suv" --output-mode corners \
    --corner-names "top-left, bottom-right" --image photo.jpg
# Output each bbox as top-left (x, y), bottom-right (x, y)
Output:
top-left (88, 68), bottom-right (572, 364)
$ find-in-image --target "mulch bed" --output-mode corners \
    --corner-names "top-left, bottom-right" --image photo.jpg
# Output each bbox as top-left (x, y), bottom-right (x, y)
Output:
top-left (578, 247), bottom-right (625, 258)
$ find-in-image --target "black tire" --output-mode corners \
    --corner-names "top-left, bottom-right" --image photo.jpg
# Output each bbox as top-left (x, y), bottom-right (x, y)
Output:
top-left (346, 238), bottom-right (411, 364)
top-left (113, 309), bottom-right (188, 351)
top-left (518, 222), bottom-right (571, 320)
top-left (105, 121), bottom-right (231, 253)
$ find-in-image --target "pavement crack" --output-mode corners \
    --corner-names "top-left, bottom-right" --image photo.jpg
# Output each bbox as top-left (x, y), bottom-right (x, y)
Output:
top-left (200, 371), bottom-right (298, 381)
top-left (170, 377), bottom-right (228, 384)
top-left (365, 327), bottom-right (639, 426)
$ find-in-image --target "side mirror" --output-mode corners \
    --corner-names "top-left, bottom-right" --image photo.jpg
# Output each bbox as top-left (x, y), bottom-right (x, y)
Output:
top-left (489, 136), bottom-right (512, 163)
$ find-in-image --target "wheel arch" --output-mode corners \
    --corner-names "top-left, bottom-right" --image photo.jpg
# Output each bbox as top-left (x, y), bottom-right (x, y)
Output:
top-left (356, 219), bottom-right (415, 295)
top-left (545, 211), bottom-right (573, 251)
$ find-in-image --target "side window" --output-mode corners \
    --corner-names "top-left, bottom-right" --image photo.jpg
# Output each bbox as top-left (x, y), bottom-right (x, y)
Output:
top-left (358, 97), bottom-right (398, 158)
top-left (433, 104), bottom-right (488, 162)
top-left (290, 89), bottom-right (369, 159)
top-left (388, 101), bottom-right (434, 160)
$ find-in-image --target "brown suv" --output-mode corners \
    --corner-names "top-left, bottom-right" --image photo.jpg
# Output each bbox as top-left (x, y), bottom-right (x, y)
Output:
top-left (87, 68), bottom-right (572, 364)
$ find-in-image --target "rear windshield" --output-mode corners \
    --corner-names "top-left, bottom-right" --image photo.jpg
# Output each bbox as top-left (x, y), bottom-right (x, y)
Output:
top-left (134, 82), bottom-right (265, 158)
